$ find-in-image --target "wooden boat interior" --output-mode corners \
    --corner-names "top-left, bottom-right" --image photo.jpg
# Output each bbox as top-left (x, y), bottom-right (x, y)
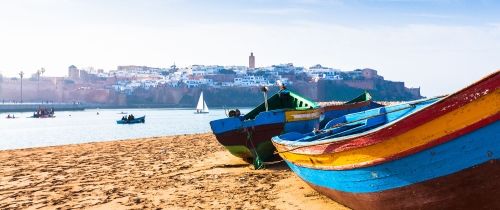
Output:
top-left (275, 96), bottom-right (445, 144)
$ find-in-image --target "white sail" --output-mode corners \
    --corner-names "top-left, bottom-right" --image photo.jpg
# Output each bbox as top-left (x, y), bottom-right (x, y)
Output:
top-left (203, 100), bottom-right (209, 112)
top-left (196, 92), bottom-right (204, 111)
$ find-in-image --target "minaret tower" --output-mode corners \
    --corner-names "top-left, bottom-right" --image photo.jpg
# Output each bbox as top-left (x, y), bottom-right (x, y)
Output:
top-left (249, 52), bottom-right (255, 69)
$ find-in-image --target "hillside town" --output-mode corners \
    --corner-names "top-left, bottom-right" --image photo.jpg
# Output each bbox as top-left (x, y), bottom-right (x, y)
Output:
top-left (0, 53), bottom-right (421, 107)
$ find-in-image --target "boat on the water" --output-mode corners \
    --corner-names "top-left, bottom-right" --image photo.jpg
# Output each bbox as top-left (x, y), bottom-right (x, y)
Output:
top-left (31, 107), bottom-right (55, 118)
top-left (116, 116), bottom-right (146, 124)
top-left (319, 91), bottom-right (383, 129)
top-left (6, 114), bottom-right (16, 119)
top-left (272, 71), bottom-right (500, 210)
top-left (195, 91), bottom-right (209, 114)
top-left (210, 89), bottom-right (320, 166)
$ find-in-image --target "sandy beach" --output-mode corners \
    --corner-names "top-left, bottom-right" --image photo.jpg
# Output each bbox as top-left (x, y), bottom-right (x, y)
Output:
top-left (0, 133), bottom-right (348, 210)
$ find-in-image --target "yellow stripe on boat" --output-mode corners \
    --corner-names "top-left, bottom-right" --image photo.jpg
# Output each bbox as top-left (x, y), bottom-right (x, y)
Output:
top-left (285, 109), bottom-right (321, 122)
top-left (280, 89), bottom-right (500, 169)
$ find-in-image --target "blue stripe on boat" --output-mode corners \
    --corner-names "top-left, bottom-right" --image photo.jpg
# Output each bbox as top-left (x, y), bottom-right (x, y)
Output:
top-left (210, 110), bottom-right (285, 134)
top-left (320, 101), bottom-right (382, 128)
top-left (284, 118), bottom-right (319, 134)
top-left (285, 121), bottom-right (500, 193)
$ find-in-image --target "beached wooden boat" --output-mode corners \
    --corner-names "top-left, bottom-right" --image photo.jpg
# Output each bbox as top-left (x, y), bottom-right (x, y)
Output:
top-left (272, 71), bottom-right (500, 210)
top-left (210, 89), bottom-right (321, 165)
top-left (116, 116), bottom-right (146, 124)
top-left (319, 92), bottom-right (383, 128)
top-left (210, 90), bottom-right (382, 167)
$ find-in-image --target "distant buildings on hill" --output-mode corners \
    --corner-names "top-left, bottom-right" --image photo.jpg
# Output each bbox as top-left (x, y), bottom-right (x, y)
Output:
top-left (0, 52), bottom-right (421, 104)
top-left (62, 60), bottom-right (419, 98)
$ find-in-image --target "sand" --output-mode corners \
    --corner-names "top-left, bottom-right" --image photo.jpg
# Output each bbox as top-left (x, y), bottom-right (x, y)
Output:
top-left (0, 133), bottom-right (348, 210)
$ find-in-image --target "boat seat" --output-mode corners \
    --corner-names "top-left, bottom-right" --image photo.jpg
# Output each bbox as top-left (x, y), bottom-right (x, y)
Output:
top-left (277, 132), bottom-right (310, 141)
top-left (330, 109), bottom-right (387, 138)
top-left (275, 108), bottom-right (388, 143)
top-left (276, 130), bottom-right (331, 142)
top-left (324, 116), bottom-right (347, 130)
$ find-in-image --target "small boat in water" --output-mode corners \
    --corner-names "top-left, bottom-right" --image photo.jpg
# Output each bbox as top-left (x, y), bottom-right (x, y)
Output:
top-left (194, 91), bottom-right (209, 114)
top-left (31, 107), bottom-right (55, 118)
top-left (6, 114), bottom-right (16, 119)
top-left (272, 70), bottom-right (500, 209)
top-left (116, 116), bottom-right (146, 124)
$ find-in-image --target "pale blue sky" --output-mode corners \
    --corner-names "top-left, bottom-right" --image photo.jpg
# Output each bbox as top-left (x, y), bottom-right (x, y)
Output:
top-left (0, 0), bottom-right (499, 96)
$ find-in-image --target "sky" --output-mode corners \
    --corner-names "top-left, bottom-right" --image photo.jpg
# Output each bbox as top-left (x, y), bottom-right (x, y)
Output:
top-left (0, 0), bottom-right (499, 96)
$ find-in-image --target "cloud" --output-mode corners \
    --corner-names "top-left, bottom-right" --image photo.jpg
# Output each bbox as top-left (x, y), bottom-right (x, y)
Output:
top-left (367, 0), bottom-right (455, 2)
top-left (0, 1), bottom-right (499, 97)
top-left (246, 8), bottom-right (312, 15)
top-left (1, 20), bottom-right (499, 96)
top-left (408, 13), bottom-right (455, 19)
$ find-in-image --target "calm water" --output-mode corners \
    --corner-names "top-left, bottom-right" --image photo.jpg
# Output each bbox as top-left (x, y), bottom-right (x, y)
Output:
top-left (0, 108), bottom-right (251, 151)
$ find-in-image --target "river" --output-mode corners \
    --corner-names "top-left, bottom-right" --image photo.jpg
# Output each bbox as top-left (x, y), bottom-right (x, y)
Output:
top-left (0, 108), bottom-right (251, 150)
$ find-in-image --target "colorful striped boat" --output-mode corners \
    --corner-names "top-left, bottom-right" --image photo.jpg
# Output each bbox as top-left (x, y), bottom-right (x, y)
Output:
top-left (272, 71), bottom-right (499, 209)
top-left (210, 89), bottom-right (321, 166)
top-left (210, 90), bottom-right (384, 167)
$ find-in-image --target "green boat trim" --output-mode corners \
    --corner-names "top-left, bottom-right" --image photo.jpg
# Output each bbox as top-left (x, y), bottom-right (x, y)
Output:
top-left (244, 89), bottom-right (319, 120)
top-left (346, 91), bottom-right (372, 104)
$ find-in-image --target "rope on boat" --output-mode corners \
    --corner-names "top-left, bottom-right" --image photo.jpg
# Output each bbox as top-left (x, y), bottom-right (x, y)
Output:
top-left (273, 95), bottom-right (447, 155)
top-left (246, 127), bottom-right (264, 169)
top-left (223, 106), bottom-right (229, 117)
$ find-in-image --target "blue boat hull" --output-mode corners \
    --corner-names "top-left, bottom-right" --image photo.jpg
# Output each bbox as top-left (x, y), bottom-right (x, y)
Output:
top-left (284, 121), bottom-right (500, 209)
top-left (117, 116), bottom-right (145, 124)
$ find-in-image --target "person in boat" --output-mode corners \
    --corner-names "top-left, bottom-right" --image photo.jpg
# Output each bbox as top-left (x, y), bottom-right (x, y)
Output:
top-left (128, 114), bottom-right (135, 121)
top-left (228, 110), bottom-right (236, 117)
top-left (122, 116), bottom-right (127, 121)
top-left (235, 109), bottom-right (245, 121)
top-left (7, 114), bottom-right (11, 118)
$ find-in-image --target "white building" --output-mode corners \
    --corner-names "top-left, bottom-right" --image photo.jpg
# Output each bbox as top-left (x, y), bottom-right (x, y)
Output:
top-left (234, 75), bottom-right (270, 87)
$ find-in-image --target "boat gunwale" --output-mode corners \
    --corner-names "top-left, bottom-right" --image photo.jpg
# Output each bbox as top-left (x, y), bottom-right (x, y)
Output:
top-left (272, 70), bottom-right (499, 150)
top-left (273, 96), bottom-right (444, 147)
top-left (320, 100), bottom-right (381, 112)
top-left (279, 113), bottom-right (499, 170)
top-left (211, 110), bottom-right (321, 136)
top-left (210, 106), bottom-right (321, 135)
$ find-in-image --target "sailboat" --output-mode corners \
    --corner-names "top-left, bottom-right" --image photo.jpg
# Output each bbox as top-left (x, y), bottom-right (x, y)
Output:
top-left (195, 91), bottom-right (209, 114)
